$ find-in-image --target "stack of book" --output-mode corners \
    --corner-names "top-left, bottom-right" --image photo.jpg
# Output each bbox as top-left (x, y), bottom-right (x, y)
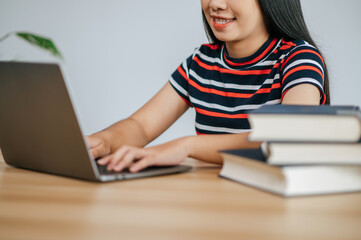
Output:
top-left (219, 104), bottom-right (361, 197)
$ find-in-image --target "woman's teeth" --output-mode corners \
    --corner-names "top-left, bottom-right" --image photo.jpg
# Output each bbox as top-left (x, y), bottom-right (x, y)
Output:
top-left (214, 18), bottom-right (233, 24)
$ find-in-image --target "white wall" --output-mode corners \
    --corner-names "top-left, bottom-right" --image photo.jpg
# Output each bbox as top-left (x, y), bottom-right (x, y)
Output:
top-left (301, 0), bottom-right (361, 106)
top-left (1, 0), bottom-right (361, 145)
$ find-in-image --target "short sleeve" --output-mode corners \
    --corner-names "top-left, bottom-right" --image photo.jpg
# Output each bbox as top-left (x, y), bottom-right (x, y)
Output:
top-left (280, 45), bottom-right (326, 104)
top-left (169, 51), bottom-right (196, 107)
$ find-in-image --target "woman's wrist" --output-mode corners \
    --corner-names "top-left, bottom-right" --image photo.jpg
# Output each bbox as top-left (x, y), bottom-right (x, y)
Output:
top-left (177, 133), bottom-right (261, 164)
top-left (178, 135), bottom-right (222, 163)
top-left (179, 136), bottom-right (195, 159)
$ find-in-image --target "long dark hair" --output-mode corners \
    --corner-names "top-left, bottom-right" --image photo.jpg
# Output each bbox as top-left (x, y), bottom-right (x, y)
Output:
top-left (202, 0), bottom-right (330, 104)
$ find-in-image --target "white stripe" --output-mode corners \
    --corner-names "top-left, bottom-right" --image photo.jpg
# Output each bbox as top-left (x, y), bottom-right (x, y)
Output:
top-left (189, 70), bottom-right (280, 91)
top-left (294, 43), bottom-right (317, 50)
top-left (302, 41), bottom-right (314, 48)
top-left (197, 51), bottom-right (222, 65)
top-left (278, 53), bottom-right (288, 61)
top-left (252, 38), bottom-right (283, 68)
top-left (198, 51), bottom-right (281, 72)
top-left (198, 50), bottom-right (279, 68)
top-left (220, 47), bottom-right (231, 70)
top-left (189, 70), bottom-right (261, 90)
top-left (190, 96), bottom-right (281, 112)
top-left (197, 50), bottom-right (237, 71)
top-left (169, 77), bottom-right (189, 97)
top-left (282, 78), bottom-right (323, 94)
top-left (256, 60), bottom-right (278, 66)
top-left (195, 122), bottom-right (252, 134)
top-left (194, 47), bottom-right (236, 71)
top-left (262, 99), bottom-right (282, 105)
top-left (181, 60), bottom-right (189, 78)
top-left (264, 75), bottom-right (280, 84)
top-left (283, 59), bottom-right (324, 76)
top-left (282, 44), bottom-right (317, 63)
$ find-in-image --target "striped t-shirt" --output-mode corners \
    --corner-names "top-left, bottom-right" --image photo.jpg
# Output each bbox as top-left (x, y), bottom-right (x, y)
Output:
top-left (169, 37), bottom-right (326, 135)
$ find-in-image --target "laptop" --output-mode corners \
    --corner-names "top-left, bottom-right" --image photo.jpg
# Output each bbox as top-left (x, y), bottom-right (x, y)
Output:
top-left (0, 62), bottom-right (191, 181)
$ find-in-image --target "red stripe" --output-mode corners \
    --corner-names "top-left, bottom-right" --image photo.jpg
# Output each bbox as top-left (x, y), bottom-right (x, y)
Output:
top-left (282, 65), bottom-right (323, 84)
top-left (281, 89), bottom-right (289, 102)
top-left (281, 40), bottom-right (297, 47)
top-left (203, 44), bottom-right (222, 50)
top-left (180, 95), bottom-right (192, 106)
top-left (281, 49), bottom-right (324, 71)
top-left (279, 45), bottom-right (292, 50)
top-left (194, 56), bottom-right (271, 75)
top-left (177, 66), bottom-right (281, 98)
top-left (321, 93), bottom-right (326, 105)
top-left (188, 78), bottom-right (252, 98)
top-left (189, 78), bottom-right (281, 98)
top-left (177, 66), bottom-right (189, 80)
top-left (204, 44), bottom-right (222, 50)
top-left (195, 107), bottom-right (249, 119)
top-left (224, 38), bottom-right (278, 67)
top-left (256, 83), bottom-right (281, 94)
top-left (196, 131), bottom-right (207, 135)
top-left (178, 65), bottom-right (251, 97)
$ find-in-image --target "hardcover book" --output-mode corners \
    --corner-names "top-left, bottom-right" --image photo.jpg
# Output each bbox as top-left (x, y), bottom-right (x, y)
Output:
top-left (219, 148), bottom-right (361, 197)
top-left (262, 141), bottom-right (361, 165)
top-left (247, 105), bottom-right (361, 142)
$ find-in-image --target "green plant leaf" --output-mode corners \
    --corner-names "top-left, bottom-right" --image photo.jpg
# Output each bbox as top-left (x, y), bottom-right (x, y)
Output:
top-left (15, 32), bottom-right (63, 60)
top-left (0, 32), bottom-right (11, 43)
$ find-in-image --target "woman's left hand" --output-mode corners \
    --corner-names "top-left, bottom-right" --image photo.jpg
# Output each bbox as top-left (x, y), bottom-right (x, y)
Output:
top-left (96, 137), bottom-right (191, 173)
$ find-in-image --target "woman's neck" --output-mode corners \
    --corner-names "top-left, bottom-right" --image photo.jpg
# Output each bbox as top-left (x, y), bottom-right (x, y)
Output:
top-left (225, 33), bottom-right (270, 59)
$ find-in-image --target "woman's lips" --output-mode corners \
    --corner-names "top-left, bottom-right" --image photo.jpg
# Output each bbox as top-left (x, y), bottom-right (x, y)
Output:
top-left (212, 17), bottom-right (235, 30)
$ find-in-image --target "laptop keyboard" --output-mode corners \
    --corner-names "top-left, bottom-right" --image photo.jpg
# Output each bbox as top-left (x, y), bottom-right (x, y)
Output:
top-left (96, 163), bottom-right (174, 175)
top-left (96, 164), bottom-right (129, 175)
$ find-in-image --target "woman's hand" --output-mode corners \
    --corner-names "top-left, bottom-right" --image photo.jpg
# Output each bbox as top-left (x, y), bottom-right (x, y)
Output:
top-left (87, 134), bottom-right (111, 159)
top-left (97, 137), bottom-right (192, 173)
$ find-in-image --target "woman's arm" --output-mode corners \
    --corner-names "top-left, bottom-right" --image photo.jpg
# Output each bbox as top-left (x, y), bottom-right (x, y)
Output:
top-left (88, 82), bottom-right (189, 158)
top-left (282, 84), bottom-right (321, 105)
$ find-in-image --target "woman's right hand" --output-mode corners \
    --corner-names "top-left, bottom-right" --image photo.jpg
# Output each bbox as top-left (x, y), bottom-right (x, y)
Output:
top-left (87, 134), bottom-right (111, 159)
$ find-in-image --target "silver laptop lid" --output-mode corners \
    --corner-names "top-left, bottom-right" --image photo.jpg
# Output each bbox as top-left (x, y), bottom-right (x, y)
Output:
top-left (0, 62), bottom-right (100, 181)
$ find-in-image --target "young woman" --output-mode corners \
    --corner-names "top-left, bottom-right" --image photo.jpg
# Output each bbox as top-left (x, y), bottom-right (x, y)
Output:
top-left (88, 0), bottom-right (330, 173)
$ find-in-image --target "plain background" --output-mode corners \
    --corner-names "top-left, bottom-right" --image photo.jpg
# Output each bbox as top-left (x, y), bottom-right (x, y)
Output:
top-left (1, 0), bottom-right (361, 146)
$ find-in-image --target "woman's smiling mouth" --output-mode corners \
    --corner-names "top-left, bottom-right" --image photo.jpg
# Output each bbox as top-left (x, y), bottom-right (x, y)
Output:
top-left (212, 16), bottom-right (236, 30)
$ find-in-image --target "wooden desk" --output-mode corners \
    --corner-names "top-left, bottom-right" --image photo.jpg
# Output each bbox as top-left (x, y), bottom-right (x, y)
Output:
top-left (1, 151), bottom-right (360, 240)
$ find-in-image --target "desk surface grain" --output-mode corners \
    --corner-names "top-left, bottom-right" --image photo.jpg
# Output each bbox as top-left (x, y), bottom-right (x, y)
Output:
top-left (0, 151), bottom-right (361, 240)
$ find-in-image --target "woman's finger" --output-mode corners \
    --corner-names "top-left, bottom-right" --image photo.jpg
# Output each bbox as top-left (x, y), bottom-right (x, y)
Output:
top-left (106, 146), bottom-right (130, 171)
top-left (108, 146), bottom-right (146, 172)
top-left (112, 150), bottom-right (140, 172)
top-left (129, 156), bottom-right (155, 173)
top-left (87, 135), bottom-right (101, 149)
top-left (97, 155), bottom-right (111, 165)
top-left (87, 135), bottom-right (110, 159)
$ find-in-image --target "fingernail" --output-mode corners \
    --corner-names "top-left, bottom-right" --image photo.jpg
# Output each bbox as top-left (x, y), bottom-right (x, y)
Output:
top-left (130, 166), bottom-right (138, 173)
